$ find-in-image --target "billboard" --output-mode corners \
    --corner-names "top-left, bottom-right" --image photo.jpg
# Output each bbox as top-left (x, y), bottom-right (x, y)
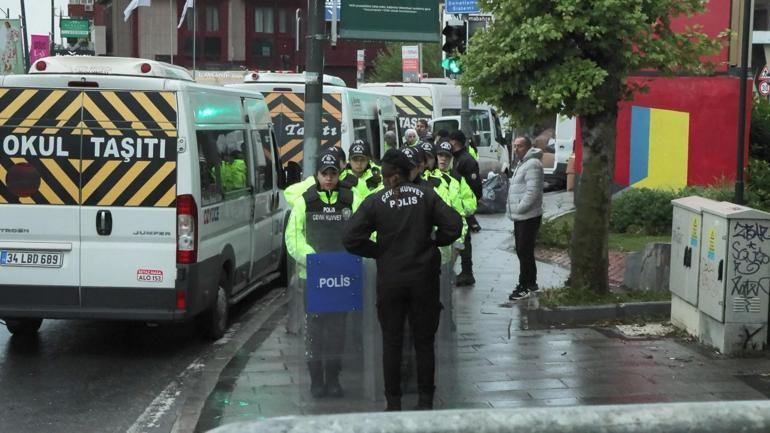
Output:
top-left (340, 0), bottom-right (439, 42)
top-left (401, 45), bottom-right (419, 83)
top-left (1, 19), bottom-right (24, 75)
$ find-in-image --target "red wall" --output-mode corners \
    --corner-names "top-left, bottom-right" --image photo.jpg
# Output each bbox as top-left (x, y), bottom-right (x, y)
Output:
top-left (670, 0), bottom-right (732, 71)
top-left (611, 76), bottom-right (751, 187)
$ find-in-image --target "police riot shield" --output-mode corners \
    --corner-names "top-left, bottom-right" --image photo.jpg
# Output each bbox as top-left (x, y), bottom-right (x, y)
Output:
top-left (287, 210), bottom-right (379, 413)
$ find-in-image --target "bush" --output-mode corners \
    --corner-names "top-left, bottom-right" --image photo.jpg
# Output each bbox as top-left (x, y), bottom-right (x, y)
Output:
top-left (610, 188), bottom-right (679, 235)
top-left (536, 214), bottom-right (573, 248)
top-left (751, 94), bottom-right (770, 161)
top-left (748, 159), bottom-right (770, 212)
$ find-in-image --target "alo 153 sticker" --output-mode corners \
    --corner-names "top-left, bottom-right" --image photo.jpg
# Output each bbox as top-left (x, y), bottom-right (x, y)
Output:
top-left (137, 269), bottom-right (164, 283)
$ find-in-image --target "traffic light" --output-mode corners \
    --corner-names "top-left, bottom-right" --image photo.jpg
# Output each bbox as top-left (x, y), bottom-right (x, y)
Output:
top-left (441, 21), bottom-right (467, 75)
top-left (442, 22), bottom-right (467, 55)
top-left (441, 57), bottom-right (462, 75)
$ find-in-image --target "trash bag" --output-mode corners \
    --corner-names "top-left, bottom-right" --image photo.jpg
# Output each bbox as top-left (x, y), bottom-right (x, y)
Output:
top-left (476, 172), bottom-right (509, 214)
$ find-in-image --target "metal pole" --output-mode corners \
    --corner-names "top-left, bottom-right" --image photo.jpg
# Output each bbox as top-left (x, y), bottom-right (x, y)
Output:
top-left (19, 0), bottom-right (30, 72)
top-left (170, 0), bottom-right (174, 64)
top-left (295, 8), bottom-right (301, 72)
top-left (418, 43), bottom-right (423, 82)
top-left (460, 88), bottom-right (471, 142)
top-left (50, 0), bottom-right (54, 55)
top-left (735, 0), bottom-right (752, 204)
top-left (459, 17), bottom-right (471, 142)
top-left (330, 0), bottom-right (337, 47)
top-left (192, 0), bottom-right (196, 78)
top-left (303, 0), bottom-right (325, 178)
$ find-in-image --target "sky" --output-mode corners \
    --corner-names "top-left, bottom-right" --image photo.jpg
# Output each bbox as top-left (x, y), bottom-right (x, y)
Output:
top-left (5, 0), bottom-right (71, 46)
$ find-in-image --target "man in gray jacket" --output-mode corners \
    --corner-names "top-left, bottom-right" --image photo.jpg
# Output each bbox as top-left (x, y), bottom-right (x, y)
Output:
top-left (507, 136), bottom-right (544, 301)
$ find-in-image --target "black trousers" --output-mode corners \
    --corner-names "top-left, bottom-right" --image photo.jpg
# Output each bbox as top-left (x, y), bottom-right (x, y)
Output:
top-left (377, 283), bottom-right (442, 398)
top-left (514, 216), bottom-right (542, 287)
top-left (306, 312), bottom-right (347, 385)
top-left (460, 230), bottom-right (473, 274)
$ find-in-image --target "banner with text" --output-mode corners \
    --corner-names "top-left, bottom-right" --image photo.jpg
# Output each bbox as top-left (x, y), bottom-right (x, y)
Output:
top-left (29, 35), bottom-right (50, 65)
top-left (0, 19), bottom-right (24, 75)
top-left (341, 0), bottom-right (439, 42)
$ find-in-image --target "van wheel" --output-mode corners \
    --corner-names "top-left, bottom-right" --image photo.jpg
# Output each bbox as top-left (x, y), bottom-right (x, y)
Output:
top-left (197, 281), bottom-right (229, 340)
top-left (5, 318), bottom-right (43, 336)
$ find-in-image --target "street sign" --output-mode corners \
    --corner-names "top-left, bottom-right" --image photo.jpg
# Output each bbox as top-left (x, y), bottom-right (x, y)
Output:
top-left (760, 65), bottom-right (770, 81)
top-left (341, 0), bottom-right (439, 42)
top-left (758, 65), bottom-right (770, 96)
top-left (60, 18), bottom-right (91, 38)
top-left (759, 81), bottom-right (770, 97)
top-left (402, 45), bottom-right (420, 83)
top-left (446, 0), bottom-right (480, 14)
top-left (324, 0), bottom-right (342, 21)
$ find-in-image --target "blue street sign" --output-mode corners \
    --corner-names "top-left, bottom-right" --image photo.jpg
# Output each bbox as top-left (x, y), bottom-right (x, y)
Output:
top-left (446, 0), bottom-right (480, 14)
top-left (324, 0), bottom-right (342, 21)
top-left (306, 252), bottom-right (363, 313)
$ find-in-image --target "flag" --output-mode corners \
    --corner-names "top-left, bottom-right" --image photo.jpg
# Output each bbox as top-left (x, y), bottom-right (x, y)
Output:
top-left (123, 0), bottom-right (151, 22)
top-left (178, 0), bottom-right (194, 29)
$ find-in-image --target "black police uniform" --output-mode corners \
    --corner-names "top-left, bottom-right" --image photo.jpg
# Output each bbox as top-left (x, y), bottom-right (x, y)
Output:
top-left (302, 185), bottom-right (355, 397)
top-left (343, 178), bottom-right (462, 409)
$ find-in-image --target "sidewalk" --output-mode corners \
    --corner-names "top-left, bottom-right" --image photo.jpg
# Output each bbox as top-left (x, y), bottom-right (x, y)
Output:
top-left (192, 213), bottom-right (769, 432)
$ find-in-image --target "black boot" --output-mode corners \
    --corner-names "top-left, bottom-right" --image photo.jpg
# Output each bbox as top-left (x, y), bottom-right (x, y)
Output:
top-left (413, 392), bottom-right (434, 410)
top-left (385, 394), bottom-right (402, 411)
top-left (325, 360), bottom-right (344, 398)
top-left (308, 361), bottom-right (326, 398)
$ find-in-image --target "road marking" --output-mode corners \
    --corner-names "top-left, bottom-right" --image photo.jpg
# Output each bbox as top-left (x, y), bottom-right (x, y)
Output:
top-left (126, 356), bottom-right (205, 433)
top-left (127, 288), bottom-right (286, 433)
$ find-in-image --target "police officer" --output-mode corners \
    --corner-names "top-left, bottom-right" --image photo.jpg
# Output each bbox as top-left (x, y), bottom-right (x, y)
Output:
top-left (436, 140), bottom-right (477, 226)
top-left (285, 150), bottom-right (359, 399)
top-left (448, 131), bottom-right (482, 286)
top-left (343, 149), bottom-right (463, 411)
top-left (284, 146), bottom-right (347, 206)
top-left (340, 139), bottom-right (383, 198)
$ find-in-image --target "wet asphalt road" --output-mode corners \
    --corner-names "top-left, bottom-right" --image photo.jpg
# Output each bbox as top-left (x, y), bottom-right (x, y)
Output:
top-left (0, 286), bottom-right (279, 433)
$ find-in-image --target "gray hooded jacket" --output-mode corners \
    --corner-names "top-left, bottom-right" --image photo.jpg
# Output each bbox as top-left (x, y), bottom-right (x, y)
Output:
top-left (507, 147), bottom-right (544, 221)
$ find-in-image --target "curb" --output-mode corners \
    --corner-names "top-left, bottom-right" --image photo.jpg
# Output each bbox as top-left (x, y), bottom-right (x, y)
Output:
top-left (526, 300), bottom-right (671, 327)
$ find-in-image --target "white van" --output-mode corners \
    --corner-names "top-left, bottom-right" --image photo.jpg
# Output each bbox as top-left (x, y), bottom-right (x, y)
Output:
top-left (0, 57), bottom-right (289, 339)
top-left (228, 72), bottom-right (399, 165)
top-left (361, 81), bottom-right (510, 175)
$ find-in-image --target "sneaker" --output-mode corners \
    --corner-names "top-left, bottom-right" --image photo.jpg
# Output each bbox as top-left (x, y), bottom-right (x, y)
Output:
top-left (455, 272), bottom-right (475, 287)
top-left (527, 284), bottom-right (540, 294)
top-left (508, 285), bottom-right (530, 301)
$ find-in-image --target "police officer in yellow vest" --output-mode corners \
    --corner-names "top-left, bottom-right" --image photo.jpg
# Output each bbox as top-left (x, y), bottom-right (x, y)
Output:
top-left (340, 139), bottom-right (383, 199)
top-left (284, 146), bottom-right (347, 206)
top-left (285, 150), bottom-right (359, 398)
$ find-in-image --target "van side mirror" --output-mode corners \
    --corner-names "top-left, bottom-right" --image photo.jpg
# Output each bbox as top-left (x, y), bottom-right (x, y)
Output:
top-left (284, 161), bottom-right (302, 186)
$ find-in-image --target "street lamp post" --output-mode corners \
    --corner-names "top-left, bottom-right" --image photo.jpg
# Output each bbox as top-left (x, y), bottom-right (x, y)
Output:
top-left (735, 0), bottom-right (753, 204)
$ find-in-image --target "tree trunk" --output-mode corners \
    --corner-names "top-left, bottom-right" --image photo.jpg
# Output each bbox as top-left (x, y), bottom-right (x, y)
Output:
top-left (569, 111), bottom-right (617, 294)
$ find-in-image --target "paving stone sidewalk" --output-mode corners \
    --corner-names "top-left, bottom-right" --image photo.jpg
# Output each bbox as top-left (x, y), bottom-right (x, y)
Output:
top-left (192, 213), bottom-right (769, 432)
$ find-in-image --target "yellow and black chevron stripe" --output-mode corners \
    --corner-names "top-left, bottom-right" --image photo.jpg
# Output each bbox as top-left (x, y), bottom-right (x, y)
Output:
top-left (264, 92), bottom-right (342, 165)
top-left (0, 88), bottom-right (177, 207)
top-left (392, 95), bottom-right (433, 118)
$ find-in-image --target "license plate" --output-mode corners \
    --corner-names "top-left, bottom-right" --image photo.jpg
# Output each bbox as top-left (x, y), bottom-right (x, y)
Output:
top-left (0, 251), bottom-right (63, 268)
